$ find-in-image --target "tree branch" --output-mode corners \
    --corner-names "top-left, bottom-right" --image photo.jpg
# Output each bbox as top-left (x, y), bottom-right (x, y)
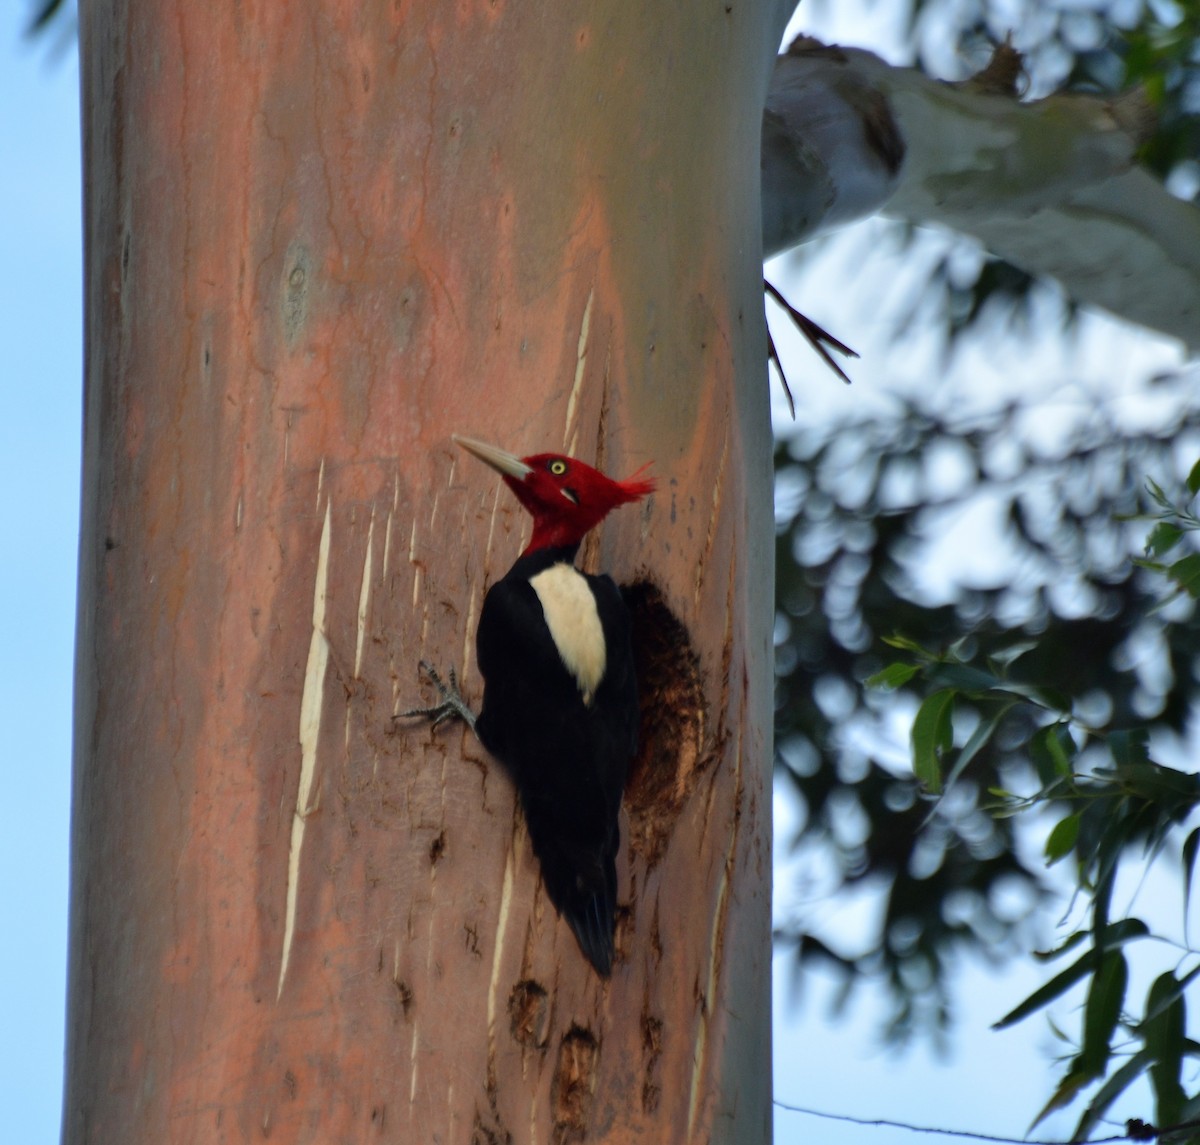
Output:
top-left (764, 37), bottom-right (1200, 351)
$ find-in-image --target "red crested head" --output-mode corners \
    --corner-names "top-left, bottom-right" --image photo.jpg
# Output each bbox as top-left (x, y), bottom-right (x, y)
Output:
top-left (453, 435), bottom-right (655, 554)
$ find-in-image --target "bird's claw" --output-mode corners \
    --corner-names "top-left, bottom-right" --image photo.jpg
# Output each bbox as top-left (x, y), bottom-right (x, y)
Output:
top-left (395, 660), bottom-right (477, 733)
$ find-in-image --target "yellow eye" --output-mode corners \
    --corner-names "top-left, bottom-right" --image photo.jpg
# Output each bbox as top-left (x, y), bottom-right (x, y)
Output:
top-left (548, 459), bottom-right (568, 475)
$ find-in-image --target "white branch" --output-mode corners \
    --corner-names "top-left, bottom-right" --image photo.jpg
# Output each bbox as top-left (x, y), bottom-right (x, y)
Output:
top-left (763, 39), bottom-right (1200, 351)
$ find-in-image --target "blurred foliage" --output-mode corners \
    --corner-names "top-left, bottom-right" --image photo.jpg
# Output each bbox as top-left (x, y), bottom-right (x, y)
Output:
top-left (1119, 3), bottom-right (1200, 180)
top-left (772, 376), bottom-right (1200, 1036)
top-left (773, 387), bottom-right (1200, 1127)
top-left (26, 0), bottom-right (69, 36)
top-left (901, 0), bottom-right (1200, 183)
top-left (873, 462), bottom-right (1200, 1135)
top-left (767, 21), bottom-right (1200, 1109)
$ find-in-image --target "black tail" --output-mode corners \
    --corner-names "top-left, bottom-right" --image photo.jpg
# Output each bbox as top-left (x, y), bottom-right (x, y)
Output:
top-left (532, 838), bottom-right (617, 977)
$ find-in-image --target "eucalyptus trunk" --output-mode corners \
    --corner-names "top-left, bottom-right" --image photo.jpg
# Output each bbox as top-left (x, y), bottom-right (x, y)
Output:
top-left (65, 3), bottom-right (780, 1142)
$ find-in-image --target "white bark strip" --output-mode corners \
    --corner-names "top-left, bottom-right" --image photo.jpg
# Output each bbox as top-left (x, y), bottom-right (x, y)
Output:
top-left (564, 286), bottom-right (594, 452)
top-left (354, 507), bottom-right (375, 678)
top-left (278, 497), bottom-right (332, 999)
top-left (486, 843), bottom-right (518, 1066)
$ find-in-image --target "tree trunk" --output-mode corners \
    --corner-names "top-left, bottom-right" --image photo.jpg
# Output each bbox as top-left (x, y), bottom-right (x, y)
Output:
top-left (65, 3), bottom-right (779, 1142)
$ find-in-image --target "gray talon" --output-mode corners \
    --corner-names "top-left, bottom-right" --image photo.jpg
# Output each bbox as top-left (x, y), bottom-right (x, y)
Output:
top-left (396, 661), bottom-right (477, 733)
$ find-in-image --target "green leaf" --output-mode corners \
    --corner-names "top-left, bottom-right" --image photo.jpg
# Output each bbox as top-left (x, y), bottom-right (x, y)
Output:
top-left (1145, 521), bottom-right (1184, 557)
top-left (993, 680), bottom-right (1072, 712)
top-left (911, 689), bottom-right (955, 794)
top-left (1045, 813), bottom-right (1080, 865)
top-left (865, 662), bottom-right (919, 690)
top-left (1031, 722), bottom-right (1076, 780)
top-left (994, 919), bottom-right (1150, 1030)
top-left (1167, 552), bottom-right (1200, 597)
top-left (1144, 972), bottom-right (1187, 1126)
top-left (1034, 929), bottom-right (1088, 963)
top-left (1099, 916), bottom-right (1152, 950)
top-left (1184, 826), bottom-right (1200, 930)
top-left (1089, 827), bottom-right (1143, 929)
top-left (882, 633), bottom-right (929, 654)
top-left (993, 949), bottom-right (1097, 1031)
top-left (927, 661), bottom-right (999, 694)
top-left (1029, 1068), bottom-right (1092, 1133)
top-left (1142, 962), bottom-right (1200, 1025)
top-left (1109, 757), bottom-right (1200, 803)
top-left (1078, 950), bottom-right (1127, 1077)
top-left (1047, 1014), bottom-right (1072, 1044)
top-left (941, 702), bottom-right (1014, 794)
top-left (1071, 1050), bottom-right (1154, 1142)
top-left (1109, 728), bottom-right (1151, 768)
top-left (1187, 457), bottom-right (1200, 497)
top-left (1092, 872), bottom-right (1118, 939)
top-left (987, 640), bottom-right (1037, 670)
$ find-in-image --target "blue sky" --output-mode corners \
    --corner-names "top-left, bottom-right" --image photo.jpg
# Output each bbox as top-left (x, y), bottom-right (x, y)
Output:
top-left (2, 7), bottom-right (1194, 1145)
top-left (0, 22), bottom-right (80, 1145)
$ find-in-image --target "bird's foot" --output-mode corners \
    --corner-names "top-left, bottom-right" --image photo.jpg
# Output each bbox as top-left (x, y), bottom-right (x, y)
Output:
top-left (395, 660), bottom-right (477, 733)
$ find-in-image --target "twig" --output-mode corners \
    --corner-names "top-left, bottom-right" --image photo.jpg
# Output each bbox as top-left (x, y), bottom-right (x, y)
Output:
top-left (764, 277), bottom-right (859, 386)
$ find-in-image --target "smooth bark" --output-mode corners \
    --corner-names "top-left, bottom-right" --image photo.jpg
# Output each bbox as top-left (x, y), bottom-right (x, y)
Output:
top-left (66, 2), bottom-right (780, 1143)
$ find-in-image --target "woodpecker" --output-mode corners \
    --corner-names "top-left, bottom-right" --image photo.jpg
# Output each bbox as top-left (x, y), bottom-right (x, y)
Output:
top-left (401, 435), bottom-right (654, 977)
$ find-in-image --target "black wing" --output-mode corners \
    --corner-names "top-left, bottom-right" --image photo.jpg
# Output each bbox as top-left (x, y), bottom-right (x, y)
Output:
top-left (474, 562), bottom-right (638, 975)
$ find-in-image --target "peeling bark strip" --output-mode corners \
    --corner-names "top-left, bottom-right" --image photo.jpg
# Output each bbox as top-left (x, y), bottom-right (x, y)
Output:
top-left (563, 286), bottom-right (595, 454)
top-left (354, 506), bottom-right (375, 678)
top-left (66, 1), bottom-right (774, 1141)
top-left (486, 840), bottom-right (519, 1079)
top-left (279, 495), bottom-right (332, 999)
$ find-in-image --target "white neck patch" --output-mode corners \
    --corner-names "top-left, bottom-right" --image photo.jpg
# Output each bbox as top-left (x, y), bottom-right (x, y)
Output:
top-left (529, 563), bottom-right (607, 705)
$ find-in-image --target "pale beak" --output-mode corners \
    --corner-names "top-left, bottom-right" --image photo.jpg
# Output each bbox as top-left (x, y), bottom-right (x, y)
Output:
top-left (452, 434), bottom-right (533, 481)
